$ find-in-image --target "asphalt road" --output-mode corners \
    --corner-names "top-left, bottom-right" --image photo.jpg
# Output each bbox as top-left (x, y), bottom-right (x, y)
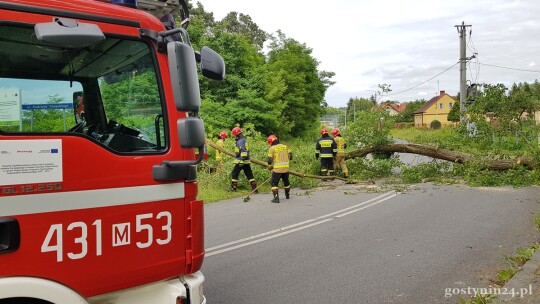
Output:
top-left (202, 182), bottom-right (540, 303)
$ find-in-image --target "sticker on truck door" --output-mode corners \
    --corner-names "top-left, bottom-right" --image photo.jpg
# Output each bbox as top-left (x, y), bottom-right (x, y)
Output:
top-left (0, 139), bottom-right (62, 186)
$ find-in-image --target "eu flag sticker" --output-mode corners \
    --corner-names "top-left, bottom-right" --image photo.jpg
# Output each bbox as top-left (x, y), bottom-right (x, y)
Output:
top-left (51, 149), bottom-right (59, 153)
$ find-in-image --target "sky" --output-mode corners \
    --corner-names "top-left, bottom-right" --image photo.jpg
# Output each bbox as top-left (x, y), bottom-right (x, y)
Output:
top-left (197, 0), bottom-right (540, 108)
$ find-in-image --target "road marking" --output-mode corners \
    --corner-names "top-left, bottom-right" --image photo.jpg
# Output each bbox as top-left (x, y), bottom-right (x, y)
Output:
top-left (206, 190), bottom-right (398, 257)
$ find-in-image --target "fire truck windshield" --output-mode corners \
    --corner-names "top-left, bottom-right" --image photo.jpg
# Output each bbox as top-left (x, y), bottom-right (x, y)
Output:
top-left (0, 24), bottom-right (166, 153)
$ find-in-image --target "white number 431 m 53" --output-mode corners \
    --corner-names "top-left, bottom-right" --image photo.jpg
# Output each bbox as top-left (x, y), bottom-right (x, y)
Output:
top-left (41, 212), bottom-right (172, 262)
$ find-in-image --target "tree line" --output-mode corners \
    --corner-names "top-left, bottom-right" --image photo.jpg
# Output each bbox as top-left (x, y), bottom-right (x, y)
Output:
top-left (186, 2), bottom-right (335, 139)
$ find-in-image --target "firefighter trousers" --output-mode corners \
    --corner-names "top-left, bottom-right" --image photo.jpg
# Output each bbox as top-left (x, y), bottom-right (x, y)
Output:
top-left (320, 157), bottom-right (334, 175)
top-left (333, 154), bottom-right (348, 176)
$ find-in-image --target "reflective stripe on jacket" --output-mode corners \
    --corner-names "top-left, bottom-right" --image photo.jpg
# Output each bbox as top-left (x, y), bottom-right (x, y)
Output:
top-left (334, 136), bottom-right (347, 155)
top-left (216, 138), bottom-right (224, 160)
top-left (316, 136), bottom-right (337, 158)
top-left (234, 136), bottom-right (251, 164)
top-left (267, 143), bottom-right (290, 173)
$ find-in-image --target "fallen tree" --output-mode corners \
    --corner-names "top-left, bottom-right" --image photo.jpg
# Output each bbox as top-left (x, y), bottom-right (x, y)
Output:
top-left (346, 143), bottom-right (537, 170)
top-left (206, 139), bottom-right (537, 179)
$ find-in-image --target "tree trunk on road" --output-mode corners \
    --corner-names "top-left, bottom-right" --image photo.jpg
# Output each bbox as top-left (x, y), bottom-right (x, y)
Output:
top-left (346, 143), bottom-right (536, 170)
top-left (206, 140), bottom-right (536, 175)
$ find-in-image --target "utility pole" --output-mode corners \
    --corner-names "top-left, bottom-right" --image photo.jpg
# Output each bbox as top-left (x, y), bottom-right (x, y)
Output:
top-left (455, 21), bottom-right (471, 123)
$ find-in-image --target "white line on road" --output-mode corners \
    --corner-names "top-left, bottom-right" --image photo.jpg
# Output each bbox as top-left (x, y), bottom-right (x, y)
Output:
top-left (206, 190), bottom-right (398, 257)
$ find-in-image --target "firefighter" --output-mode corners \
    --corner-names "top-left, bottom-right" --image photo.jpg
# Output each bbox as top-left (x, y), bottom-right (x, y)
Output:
top-left (215, 130), bottom-right (228, 169)
top-left (315, 128), bottom-right (337, 178)
top-left (331, 128), bottom-right (349, 178)
top-left (266, 134), bottom-right (292, 203)
top-left (231, 127), bottom-right (257, 191)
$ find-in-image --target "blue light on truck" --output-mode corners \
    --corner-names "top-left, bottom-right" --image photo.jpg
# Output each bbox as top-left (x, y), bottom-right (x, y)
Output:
top-left (111, 0), bottom-right (138, 8)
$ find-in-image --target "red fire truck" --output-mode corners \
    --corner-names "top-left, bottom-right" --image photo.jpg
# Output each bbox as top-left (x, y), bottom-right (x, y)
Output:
top-left (0, 0), bottom-right (224, 303)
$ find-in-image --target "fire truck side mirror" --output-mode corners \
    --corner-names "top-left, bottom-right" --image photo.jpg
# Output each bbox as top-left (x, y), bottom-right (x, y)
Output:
top-left (200, 46), bottom-right (225, 81)
top-left (152, 117), bottom-right (205, 181)
top-left (177, 117), bottom-right (206, 149)
top-left (167, 41), bottom-right (201, 112)
top-left (34, 18), bottom-right (105, 48)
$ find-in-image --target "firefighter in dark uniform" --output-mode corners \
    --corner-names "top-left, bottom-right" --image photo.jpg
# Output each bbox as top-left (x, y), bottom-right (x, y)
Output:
top-left (315, 128), bottom-right (337, 178)
top-left (231, 127), bottom-right (257, 191)
top-left (266, 134), bottom-right (292, 203)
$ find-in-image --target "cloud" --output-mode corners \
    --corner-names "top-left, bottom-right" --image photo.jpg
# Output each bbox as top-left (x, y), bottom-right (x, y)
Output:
top-left (199, 0), bottom-right (540, 107)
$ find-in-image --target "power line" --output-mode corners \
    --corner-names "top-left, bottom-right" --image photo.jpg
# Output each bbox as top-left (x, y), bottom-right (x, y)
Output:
top-left (479, 63), bottom-right (540, 73)
top-left (384, 61), bottom-right (459, 97)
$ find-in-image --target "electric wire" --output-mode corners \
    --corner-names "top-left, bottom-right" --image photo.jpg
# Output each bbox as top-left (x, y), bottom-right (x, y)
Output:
top-left (479, 63), bottom-right (540, 73)
top-left (383, 61), bottom-right (459, 98)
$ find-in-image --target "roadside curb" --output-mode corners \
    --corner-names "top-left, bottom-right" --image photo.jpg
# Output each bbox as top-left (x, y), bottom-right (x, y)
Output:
top-left (492, 247), bottom-right (540, 303)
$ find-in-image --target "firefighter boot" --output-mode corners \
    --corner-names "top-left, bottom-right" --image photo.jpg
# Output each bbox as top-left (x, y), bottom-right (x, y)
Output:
top-left (285, 189), bottom-right (290, 199)
top-left (231, 181), bottom-right (238, 191)
top-left (250, 181), bottom-right (258, 194)
top-left (271, 190), bottom-right (280, 203)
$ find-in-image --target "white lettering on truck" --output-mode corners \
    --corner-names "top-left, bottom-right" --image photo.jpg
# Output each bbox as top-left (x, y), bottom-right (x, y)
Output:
top-left (41, 212), bottom-right (172, 262)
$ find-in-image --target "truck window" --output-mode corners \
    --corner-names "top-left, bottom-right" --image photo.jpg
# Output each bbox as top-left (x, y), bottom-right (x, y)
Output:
top-left (0, 24), bottom-right (166, 153)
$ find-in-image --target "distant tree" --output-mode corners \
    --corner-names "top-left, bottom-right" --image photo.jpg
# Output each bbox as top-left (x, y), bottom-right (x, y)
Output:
top-left (267, 31), bottom-right (332, 136)
top-left (447, 101), bottom-right (460, 122)
top-left (218, 12), bottom-right (268, 50)
top-left (396, 99), bottom-right (425, 123)
top-left (377, 83), bottom-right (392, 103)
top-left (346, 97), bottom-right (375, 122)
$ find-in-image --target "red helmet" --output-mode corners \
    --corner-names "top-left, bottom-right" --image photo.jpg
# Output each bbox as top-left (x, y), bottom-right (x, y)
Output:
top-left (331, 128), bottom-right (340, 136)
top-left (231, 127), bottom-right (242, 137)
top-left (219, 130), bottom-right (228, 139)
top-left (267, 134), bottom-right (277, 145)
top-left (321, 128), bottom-right (328, 135)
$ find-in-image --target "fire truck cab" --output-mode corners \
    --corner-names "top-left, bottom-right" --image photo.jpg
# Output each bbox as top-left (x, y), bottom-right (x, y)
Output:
top-left (0, 0), bottom-right (224, 303)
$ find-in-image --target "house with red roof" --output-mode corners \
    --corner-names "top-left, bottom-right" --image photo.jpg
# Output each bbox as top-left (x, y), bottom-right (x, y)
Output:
top-left (414, 90), bottom-right (457, 128)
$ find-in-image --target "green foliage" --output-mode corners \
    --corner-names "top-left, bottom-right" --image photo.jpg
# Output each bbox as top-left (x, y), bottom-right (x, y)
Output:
top-left (346, 97), bottom-right (375, 122)
top-left (189, 5), bottom-right (334, 139)
top-left (267, 31), bottom-right (328, 137)
top-left (467, 82), bottom-right (540, 128)
top-left (346, 111), bottom-right (395, 148)
top-left (199, 127), bottom-right (320, 202)
top-left (459, 162), bottom-right (539, 187)
top-left (448, 101), bottom-right (461, 122)
top-left (346, 157), bottom-right (401, 180)
top-left (100, 70), bottom-right (159, 121)
top-left (495, 243), bottom-right (539, 285)
top-left (218, 12), bottom-right (268, 50)
top-left (397, 99), bottom-right (425, 123)
top-left (401, 162), bottom-right (451, 183)
top-left (459, 293), bottom-right (495, 304)
top-left (20, 94), bottom-right (76, 132)
top-left (430, 120), bottom-right (442, 129)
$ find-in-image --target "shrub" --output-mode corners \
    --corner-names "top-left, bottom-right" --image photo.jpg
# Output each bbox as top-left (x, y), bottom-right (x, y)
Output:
top-left (430, 120), bottom-right (442, 129)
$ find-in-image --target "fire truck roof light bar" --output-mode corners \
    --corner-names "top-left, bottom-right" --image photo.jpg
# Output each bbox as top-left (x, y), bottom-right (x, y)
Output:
top-left (111, 0), bottom-right (138, 9)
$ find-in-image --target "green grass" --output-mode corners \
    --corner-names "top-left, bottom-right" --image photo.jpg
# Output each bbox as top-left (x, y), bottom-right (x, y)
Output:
top-left (459, 215), bottom-right (540, 304)
top-left (199, 136), bottom-right (325, 203)
top-left (199, 126), bottom-right (540, 202)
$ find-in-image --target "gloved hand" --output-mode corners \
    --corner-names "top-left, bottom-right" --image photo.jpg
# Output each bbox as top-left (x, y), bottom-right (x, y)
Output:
top-left (268, 165), bottom-right (274, 171)
top-left (315, 153), bottom-right (319, 160)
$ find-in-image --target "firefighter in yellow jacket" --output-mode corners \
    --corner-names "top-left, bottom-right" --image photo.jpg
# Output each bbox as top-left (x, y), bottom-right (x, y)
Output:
top-left (215, 130), bottom-right (228, 169)
top-left (266, 134), bottom-right (292, 203)
top-left (332, 128), bottom-right (349, 178)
